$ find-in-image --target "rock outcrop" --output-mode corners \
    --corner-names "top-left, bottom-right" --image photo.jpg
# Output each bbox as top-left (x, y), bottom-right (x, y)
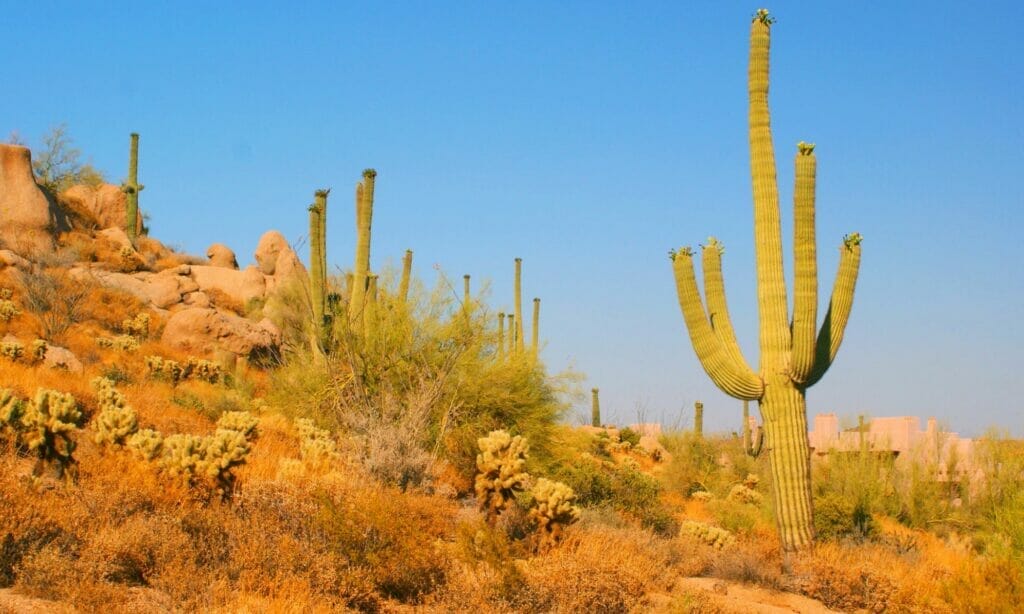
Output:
top-left (161, 307), bottom-right (281, 359)
top-left (59, 183), bottom-right (142, 233)
top-left (190, 265), bottom-right (266, 306)
top-left (0, 144), bottom-right (55, 255)
top-left (255, 231), bottom-right (305, 293)
top-left (206, 243), bottom-right (239, 269)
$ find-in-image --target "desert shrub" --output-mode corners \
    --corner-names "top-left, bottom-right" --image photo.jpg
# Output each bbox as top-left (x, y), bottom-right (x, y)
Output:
top-left (475, 430), bottom-right (530, 521)
top-left (707, 498), bottom-right (762, 535)
top-left (527, 478), bottom-right (580, 548)
top-left (20, 388), bottom-right (83, 478)
top-left (29, 124), bottom-right (105, 194)
top-left (618, 426), bottom-right (641, 447)
top-left (16, 269), bottom-right (91, 342)
top-left (294, 418), bottom-right (340, 468)
top-left (91, 377), bottom-right (138, 448)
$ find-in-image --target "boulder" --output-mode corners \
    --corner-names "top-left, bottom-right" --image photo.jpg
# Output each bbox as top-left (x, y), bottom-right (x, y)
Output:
top-left (0, 144), bottom-right (55, 255)
top-left (183, 291), bottom-right (211, 308)
top-left (161, 307), bottom-right (281, 359)
top-left (206, 243), bottom-right (239, 269)
top-left (58, 183), bottom-right (141, 233)
top-left (189, 265), bottom-right (266, 305)
top-left (43, 345), bottom-right (83, 373)
top-left (96, 227), bottom-right (135, 252)
top-left (76, 268), bottom-right (190, 309)
top-left (254, 230), bottom-right (304, 279)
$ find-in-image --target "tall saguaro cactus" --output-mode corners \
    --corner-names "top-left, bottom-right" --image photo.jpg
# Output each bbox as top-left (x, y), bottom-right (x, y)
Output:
top-left (670, 9), bottom-right (862, 552)
top-left (349, 169), bottom-right (377, 330)
top-left (497, 312), bottom-right (506, 358)
top-left (308, 189), bottom-right (330, 351)
top-left (513, 258), bottom-right (524, 353)
top-left (694, 401), bottom-right (704, 438)
top-left (122, 133), bottom-right (144, 243)
top-left (591, 388), bottom-right (601, 427)
top-left (507, 314), bottom-right (516, 355)
top-left (531, 298), bottom-right (540, 357)
top-left (399, 249), bottom-right (413, 304)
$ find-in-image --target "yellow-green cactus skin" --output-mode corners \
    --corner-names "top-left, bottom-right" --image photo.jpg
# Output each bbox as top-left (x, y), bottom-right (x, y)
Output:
top-left (497, 312), bottom-right (506, 359)
top-left (694, 401), bottom-right (704, 438)
top-left (122, 133), bottom-right (144, 244)
top-left (21, 388), bottom-right (83, 478)
top-left (528, 478), bottom-right (581, 548)
top-left (506, 314), bottom-right (516, 355)
top-left (474, 429), bottom-right (530, 521)
top-left (348, 169), bottom-right (377, 330)
top-left (216, 411), bottom-right (259, 441)
top-left (309, 189), bottom-right (330, 351)
top-left (399, 249), bottom-right (413, 304)
top-left (91, 377), bottom-right (138, 448)
top-left (591, 388), bottom-right (600, 427)
top-left (513, 258), bottom-right (524, 353)
top-left (531, 297), bottom-right (540, 358)
top-left (670, 9), bottom-right (862, 552)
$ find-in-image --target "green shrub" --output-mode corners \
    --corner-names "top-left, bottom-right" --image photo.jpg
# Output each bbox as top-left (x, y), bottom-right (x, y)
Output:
top-left (618, 427), bottom-right (641, 447)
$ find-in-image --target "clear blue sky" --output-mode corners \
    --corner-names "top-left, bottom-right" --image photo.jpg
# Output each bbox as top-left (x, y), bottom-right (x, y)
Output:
top-left (3, 2), bottom-right (1021, 436)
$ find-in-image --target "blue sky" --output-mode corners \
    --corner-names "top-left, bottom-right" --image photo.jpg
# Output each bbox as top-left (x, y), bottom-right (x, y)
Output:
top-left (3, 2), bottom-right (1021, 436)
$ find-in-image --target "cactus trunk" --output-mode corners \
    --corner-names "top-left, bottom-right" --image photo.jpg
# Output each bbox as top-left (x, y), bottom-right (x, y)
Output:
top-left (348, 169), bottom-right (376, 330)
top-left (513, 258), bottom-right (524, 353)
top-left (463, 274), bottom-right (471, 316)
top-left (669, 10), bottom-right (862, 553)
top-left (591, 388), bottom-right (600, 427)
top-left (694, 401), bottom-right (703, 438)
top-left (399, 249), bottom-right (413, 304)
top-left (122, 133), bottom-right (143, 244)
top-left (507, 315), bottom-right (516, 355)
top-left (309, 190), bottom-right (329, 352)
top-left (497, 312), bottom-right (506, 359)
top-left (531, 298), bottom-right (540, 358)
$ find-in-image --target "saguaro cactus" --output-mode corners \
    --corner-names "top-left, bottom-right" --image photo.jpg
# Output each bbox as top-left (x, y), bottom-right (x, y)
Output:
top-left (497, 312), bottom-right (506, 358)
top-left (670, 9), bottom-right (862, 552)
top-left (349, 169), bottom-right (376, 329)
top-left (399, 249), bottom-right (413, 304)
top-left (122, 133), bottom-right (144, 243)
top-left (463, 274), bottom-right (471, 315)
top-left (309, 189), bottom-right (330, 350)
top-left (507, 314), bottom-right (516, 355)
top-left (694, 401), bottom-right (704, 438)
top-left (531, 298), bottom-right (540, 357)
top-left (591, 388), bottom-right (601, 427)
top-left (743, 399), bottom-right (764, 457)
top-left (513, 258), bottom-right (524, 353)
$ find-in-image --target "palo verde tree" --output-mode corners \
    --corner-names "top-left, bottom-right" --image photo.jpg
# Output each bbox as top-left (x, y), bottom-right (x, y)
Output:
top-left (670, 9), bottom-right (862, 552)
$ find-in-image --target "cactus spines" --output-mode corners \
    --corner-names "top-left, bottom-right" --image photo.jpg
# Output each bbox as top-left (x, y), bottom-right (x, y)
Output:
top-left (127, 428), bottom-right (163, 461)
top-left (475, 429), bottom-right (530, 521)
top-left (670, 11), bottom-right (862, 552)
top-left (513, 258), bottom-right (524, 353)
top-left (91, 377), bottom-right (138, 447)
top-left (591, 388), bottom-right (601, 427)
top-left (531, 297), bottom-right (540, 358)
top-left (743, 400), bottom-right (764, 458)
top-left (497, 312), bottom-right (506, 358)
top-left (21, 389), bottom-right (82, 478)
top-left (399, 249), bottom-right (413, 304)
top-left (295, 418), bottom-right (339, 467)
top-left (1, 388), bottom-right (23, 439)
top-left (694, 401), bottom-right (704, 438)
top-left (216, 411), bottom-right (259, 441)
top-left (309, 189), bottom-right (330, 352)
top-left (349, 169), bottom-right (377, 330)
top-left (122, 133), bottom-right (144, 244)
top-left (528, 478), bottom-right (581, 548)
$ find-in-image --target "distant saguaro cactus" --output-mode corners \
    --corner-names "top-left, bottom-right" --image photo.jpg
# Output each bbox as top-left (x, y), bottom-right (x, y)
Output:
top-left (121, 133), bottom-right (144, 244)
top-left (349, 169), bottom-right (377, 330)
top-left (591, 388), bottom-right (601, 427)
top-left (399, 249), bottom-right (413, 304)
top-left (475, 429), bottom-right (530, 521)
top-left (506, 314), bottom-right (516, 355)
top-left (694, 401), bottom-right (704, 438)
top-left (531, 297), bottom-right (540, 358)
top-left (669, 9), bottom-right (862, 552)
top-left (513, 258), bottom-right (524, 353)
top-left (308, 189), bottom-right (330, 351)
top-left (497, 312), bottom-right (506, 358)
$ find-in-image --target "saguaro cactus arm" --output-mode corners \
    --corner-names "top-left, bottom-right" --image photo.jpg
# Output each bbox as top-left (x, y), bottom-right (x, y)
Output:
top-left (790, 143), bottom-right (818, 382)
top-left (348, 169), bottom-right (376, 328)
top-left (399, 249), bottom-right (413, 304)
top-left (672, 249), bottom-right (764, 400)
top-left (805, 234), bottom-right (862, 387)
top-left (701, 238), bottom-right (757, 377)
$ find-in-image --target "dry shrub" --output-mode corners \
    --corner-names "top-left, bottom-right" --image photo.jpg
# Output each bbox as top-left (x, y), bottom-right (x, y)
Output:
top-left (516, 525), bottom-right (680, 612)
top-left (204, 288), bottom-right (245, 316)
top-left (708, 533), bottom-right (785, 590)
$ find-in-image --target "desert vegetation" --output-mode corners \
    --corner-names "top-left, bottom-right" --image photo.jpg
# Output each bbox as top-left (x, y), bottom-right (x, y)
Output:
top-left (0, 7), bottom-right (1021, 614)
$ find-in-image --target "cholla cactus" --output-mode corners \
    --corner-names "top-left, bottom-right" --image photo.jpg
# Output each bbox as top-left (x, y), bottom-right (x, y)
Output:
top-left (160, 434), bottom-right (206, 477)
top-left (145, 355), bottom-right (222, 384)
top-left (475, 430), bottom-right (530, 520)
top-left (0, 299), bottom-right (20, 322)
top-left (528, 478), bottom-right (581, 547)
top-left (680, 520), bottom-right (736, 549)
top-left (201, 429), bottom-right (250, 492)
top-left (727, 483), bottom-right (764, 506)
top-left (216, 411), bottom-right (259, 441)
top-left (0, 288), bottom-right (12, 300)
top-left (295, 418), bottom-right (339, 467)
top-left (30, 340), bottom-right (47, 363)
top-left (185, 358), bottom-right (223, 383)
top-left (1, 388), bottom-right (23, 441)
top-left (121, 313), bottom-right (151, 339)
top-left (127, 428), bottom-right (163, 461)
top-left (97, 335), bottom-right (139, 352)
top-left (20, 389), bottom-right (82, 478)
top-left (91, 377), bottom-right (138, 447)
top-left (691, 490), bottom-right (714, 502)
top-left (1, 341), bottom-right (24, 361)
